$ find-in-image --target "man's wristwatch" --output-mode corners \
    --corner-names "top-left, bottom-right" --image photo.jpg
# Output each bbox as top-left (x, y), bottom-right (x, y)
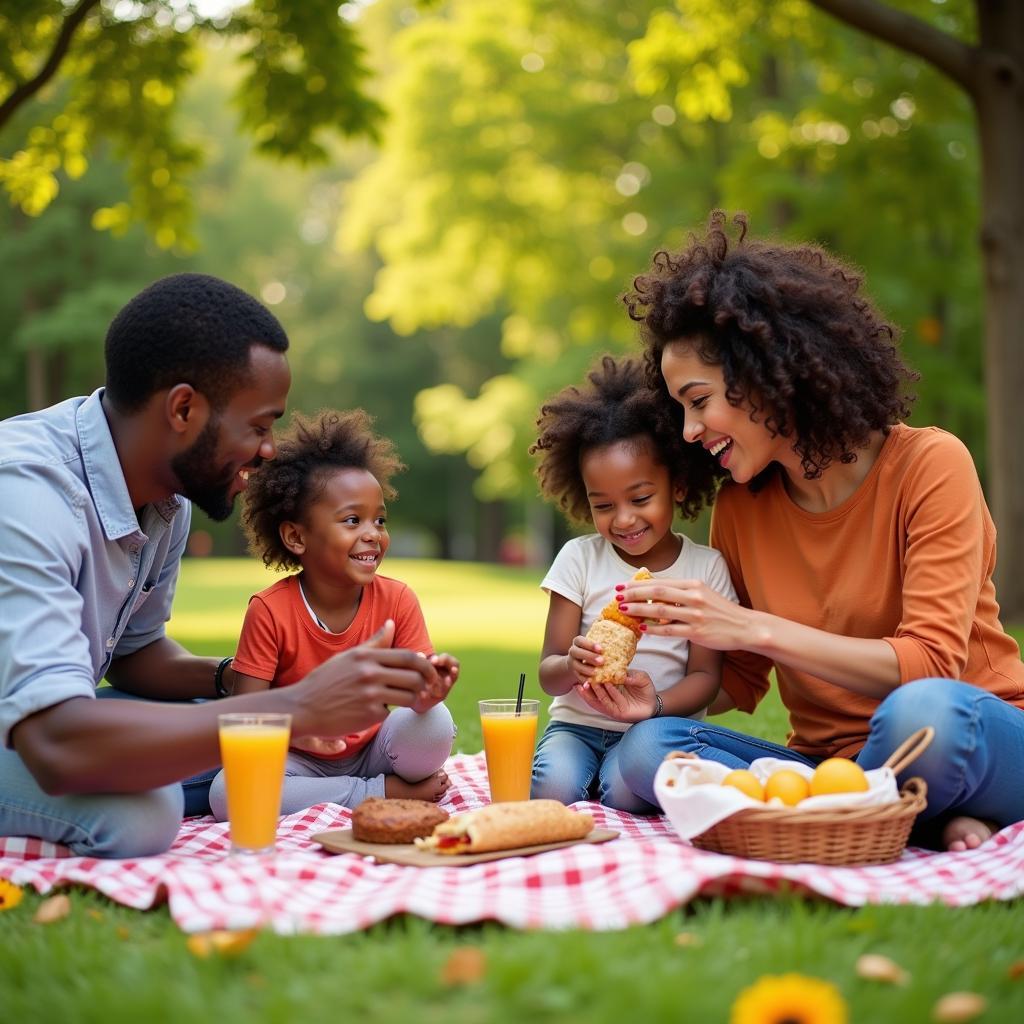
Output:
top-left (214, 657), bottom-right (233, 699)
top-left (652, 692), bottom-right (664, 718)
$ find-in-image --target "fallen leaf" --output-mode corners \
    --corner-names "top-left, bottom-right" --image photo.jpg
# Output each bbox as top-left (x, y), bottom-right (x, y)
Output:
top-left (87, 908), bottom-right (104, 922)
top-left (1008, 960), bottom-right (1024, 980)
top-left (440, 946), bottom-right (487, 986)
top-left (933, 992), bottom-right (988, 1023)
top-left (856, 953), bottom-right (909, 985)
top-left (116, 926), bottom-right (131, 941)
top-left (673, 931), bottom-right (703, 948)
top-left (186, 929), bottom-right (259, 959)
top-left (33, 894), bottom-right (71, 924)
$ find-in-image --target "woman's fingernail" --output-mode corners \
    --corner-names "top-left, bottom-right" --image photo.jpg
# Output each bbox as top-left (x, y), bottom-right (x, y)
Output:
top-left (639, 624), bottom-right (648, 632)
top-left (614, 583), bottom-right (624, 591)
top-left (618, 603), bottom-right (628, 612)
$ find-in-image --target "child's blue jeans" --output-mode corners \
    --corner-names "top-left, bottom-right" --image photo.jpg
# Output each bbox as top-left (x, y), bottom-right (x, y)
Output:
top-left (531, 719), bottom-right (659, 813)
top-left (616, 678), bottom-right (1024, 845)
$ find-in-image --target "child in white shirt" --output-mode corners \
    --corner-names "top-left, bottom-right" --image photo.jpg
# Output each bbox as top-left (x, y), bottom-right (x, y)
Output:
top-left (530, 356), bottom-right (736, 811)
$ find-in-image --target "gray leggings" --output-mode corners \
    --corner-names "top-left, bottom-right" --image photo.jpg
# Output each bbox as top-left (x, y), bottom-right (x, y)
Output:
top-left (209, 703), bottom-right (456, 820)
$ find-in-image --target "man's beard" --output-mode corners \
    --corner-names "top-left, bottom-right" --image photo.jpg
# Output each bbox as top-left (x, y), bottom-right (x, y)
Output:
top-left (171, 415), bottom-right (238, 522)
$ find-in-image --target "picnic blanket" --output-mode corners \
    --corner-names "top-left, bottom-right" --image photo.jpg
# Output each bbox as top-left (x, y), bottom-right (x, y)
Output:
top-left (2, 752), bottom-right (1022, 934)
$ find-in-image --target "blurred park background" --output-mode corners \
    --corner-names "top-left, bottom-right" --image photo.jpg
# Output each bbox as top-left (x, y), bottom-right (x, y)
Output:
top-left (3, 0), bottom-right (1020, 609)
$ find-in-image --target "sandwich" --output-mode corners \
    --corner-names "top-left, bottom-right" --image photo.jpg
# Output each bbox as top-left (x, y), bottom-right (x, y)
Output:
top-left (414, 800), bottom-right (594, 855)
top-left (585, 567), bottom-right (653, 685)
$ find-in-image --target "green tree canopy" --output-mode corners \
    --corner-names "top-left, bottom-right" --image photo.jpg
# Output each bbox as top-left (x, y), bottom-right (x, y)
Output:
top-left (344, 0), bottom-right (981, 502)
top-left (1, 43), bottom-right (516, 559)
top-left (0, 0), bottom-right (382, 247)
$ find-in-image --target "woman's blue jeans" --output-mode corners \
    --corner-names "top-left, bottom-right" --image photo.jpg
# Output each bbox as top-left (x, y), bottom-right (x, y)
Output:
top-left (617, 678), bottom-right (1024, 845)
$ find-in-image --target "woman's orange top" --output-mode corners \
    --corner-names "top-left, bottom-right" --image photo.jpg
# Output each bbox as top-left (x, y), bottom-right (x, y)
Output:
top-left (711, 424), bottom-right (1024, 759)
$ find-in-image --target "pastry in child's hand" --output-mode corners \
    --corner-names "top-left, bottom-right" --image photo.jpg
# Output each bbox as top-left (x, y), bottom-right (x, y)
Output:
top-left (585, 619), bottom-right (639, 685)
top-left (414, 800), bottom-right (593, 854)
top-left (351, 798), bottom-right (449, 844)
top-left (585, 567), bottom-right (651, 685)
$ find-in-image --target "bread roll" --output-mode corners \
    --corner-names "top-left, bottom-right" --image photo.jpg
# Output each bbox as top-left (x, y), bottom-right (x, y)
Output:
top-left (415, 800), bottom-right (593, 854)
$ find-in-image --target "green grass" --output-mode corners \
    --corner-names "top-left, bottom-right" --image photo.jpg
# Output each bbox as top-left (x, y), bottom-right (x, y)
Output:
top-left (4, 558), bottom-right (1022, 1023)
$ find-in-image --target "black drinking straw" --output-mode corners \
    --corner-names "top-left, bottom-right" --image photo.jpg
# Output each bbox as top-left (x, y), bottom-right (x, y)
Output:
top-left (515, 672), bottom-right (526, 716)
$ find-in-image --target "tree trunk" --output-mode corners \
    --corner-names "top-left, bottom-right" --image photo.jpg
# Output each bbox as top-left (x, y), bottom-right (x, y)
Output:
top-left (974, 1), bottom-right (1024, 619)
top-left (446, 459), bottom-right (476, 561)
top-left (808, 0), bottom-right (1024, 619)
top-left (476, 500), bottom-right (505, 563)
top-left (26, 348), bottom-right (47, 412)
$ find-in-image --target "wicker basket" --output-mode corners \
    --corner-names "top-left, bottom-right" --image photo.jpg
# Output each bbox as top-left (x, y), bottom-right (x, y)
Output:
top-left (664, 726), bottom-right (933, 866)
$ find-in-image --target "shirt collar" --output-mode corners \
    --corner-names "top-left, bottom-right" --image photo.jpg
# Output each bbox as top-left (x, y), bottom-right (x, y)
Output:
top-left (76, 389), bottom-right (181, 541)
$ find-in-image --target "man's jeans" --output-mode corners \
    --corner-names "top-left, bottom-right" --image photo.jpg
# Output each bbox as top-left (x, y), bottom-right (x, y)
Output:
top-left (0, 688), bottom-right (216, 858)
top-left (617, 678), bottom-right (1024, 845)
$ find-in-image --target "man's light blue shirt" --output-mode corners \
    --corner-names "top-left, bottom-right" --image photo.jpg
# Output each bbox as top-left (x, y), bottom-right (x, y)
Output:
top-left (0, 389), bottom-right (191, 746)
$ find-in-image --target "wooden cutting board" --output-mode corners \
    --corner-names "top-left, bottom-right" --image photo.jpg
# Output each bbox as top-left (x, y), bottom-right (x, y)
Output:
top-left (311, 827), bottom-right (620, 867)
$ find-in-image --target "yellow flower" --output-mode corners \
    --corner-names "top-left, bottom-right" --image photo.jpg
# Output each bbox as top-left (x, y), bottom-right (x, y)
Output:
top-left (731, 973), bottom-right (848, 1024)
top-left (0, 878), bottom-right (24, 912)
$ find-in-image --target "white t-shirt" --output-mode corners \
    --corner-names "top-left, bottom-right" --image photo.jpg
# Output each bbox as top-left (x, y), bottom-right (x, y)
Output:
top-left (541, 532), bottom-right (737, 732)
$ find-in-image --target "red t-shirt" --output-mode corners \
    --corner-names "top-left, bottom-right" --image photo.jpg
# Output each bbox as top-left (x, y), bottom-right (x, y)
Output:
top-left (232, 573), bottom-right (434, 759)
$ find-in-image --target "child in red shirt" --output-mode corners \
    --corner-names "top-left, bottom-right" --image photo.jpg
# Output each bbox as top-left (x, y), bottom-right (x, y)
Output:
top-left (208, 409), bottom-right (458, 818)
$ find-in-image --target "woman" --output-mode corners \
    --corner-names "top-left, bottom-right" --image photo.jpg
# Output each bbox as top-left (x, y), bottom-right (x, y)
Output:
top-left (606, 211), bottom-right (1024, 850)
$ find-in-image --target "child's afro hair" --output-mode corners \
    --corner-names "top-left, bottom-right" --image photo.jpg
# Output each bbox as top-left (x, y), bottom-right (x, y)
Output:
top-left (530, 354), bottom-right (723, 524)
top-left (242, 408), bottom-right (404, 571)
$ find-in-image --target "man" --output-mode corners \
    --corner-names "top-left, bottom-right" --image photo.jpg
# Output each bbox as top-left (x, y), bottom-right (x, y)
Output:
top-left (0, 274), bottom-right (439, 858)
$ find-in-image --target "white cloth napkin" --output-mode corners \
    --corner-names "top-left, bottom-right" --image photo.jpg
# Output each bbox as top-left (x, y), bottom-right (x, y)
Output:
top-left (654, 755), bottom-right (900, 841)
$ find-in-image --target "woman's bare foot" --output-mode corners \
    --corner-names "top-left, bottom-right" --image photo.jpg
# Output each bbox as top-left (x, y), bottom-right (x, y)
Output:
top-left (384, 769), bottom-right (450, 802)
top-left (942, 815), bottom-right (997, 852)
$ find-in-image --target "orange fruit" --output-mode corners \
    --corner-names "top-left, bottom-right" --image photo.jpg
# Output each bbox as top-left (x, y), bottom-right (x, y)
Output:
top-left (720, 769), bottom-right (765, 801)
top-left (810, 757), bottom-right (869, 796)
top-left (763, 769), bottom-right (810, 806)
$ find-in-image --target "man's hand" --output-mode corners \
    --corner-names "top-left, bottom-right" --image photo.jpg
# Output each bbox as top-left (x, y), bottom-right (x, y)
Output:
top-left (411, 652), bottom-right (460, 713)
top-left (13, 621), bottom-right (437, 797)
top-left (289, 620), bottom-right (440, 737)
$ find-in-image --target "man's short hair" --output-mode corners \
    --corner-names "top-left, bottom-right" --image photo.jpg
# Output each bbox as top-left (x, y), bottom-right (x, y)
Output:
top-left (104, 273), bottom-right (289, 413)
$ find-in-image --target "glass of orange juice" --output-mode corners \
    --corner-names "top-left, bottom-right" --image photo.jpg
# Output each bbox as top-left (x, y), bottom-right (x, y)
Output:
top-left (217, 713), bottom-right (292, 856)
top-left (479, 699), bottom-right (539, 803)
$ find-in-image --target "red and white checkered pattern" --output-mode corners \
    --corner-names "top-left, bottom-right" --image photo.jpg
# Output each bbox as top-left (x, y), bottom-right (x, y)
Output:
top-left (2, 753), bottom-right (1022, 934)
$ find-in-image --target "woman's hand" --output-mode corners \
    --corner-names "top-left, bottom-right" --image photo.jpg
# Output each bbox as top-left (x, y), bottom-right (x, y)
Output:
top-left (574, 669), bottom-right (657, 723)
top-left (617, 578), bottom-right (754, 652)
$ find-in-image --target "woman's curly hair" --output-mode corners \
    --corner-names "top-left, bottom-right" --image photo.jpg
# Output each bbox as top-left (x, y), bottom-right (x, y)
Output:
top-left (530, 354), bottom-right (724, 524)
top-left (624, 211), bottom-right (919, 486)
top-left (242, 408), bottom-right (404, 572)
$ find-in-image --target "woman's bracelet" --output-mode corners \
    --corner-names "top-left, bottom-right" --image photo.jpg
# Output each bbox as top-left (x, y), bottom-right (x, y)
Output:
top-left (652, 692), bottom-right (664, 718)
top-left (214, 657), bottom-right (234, 699)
